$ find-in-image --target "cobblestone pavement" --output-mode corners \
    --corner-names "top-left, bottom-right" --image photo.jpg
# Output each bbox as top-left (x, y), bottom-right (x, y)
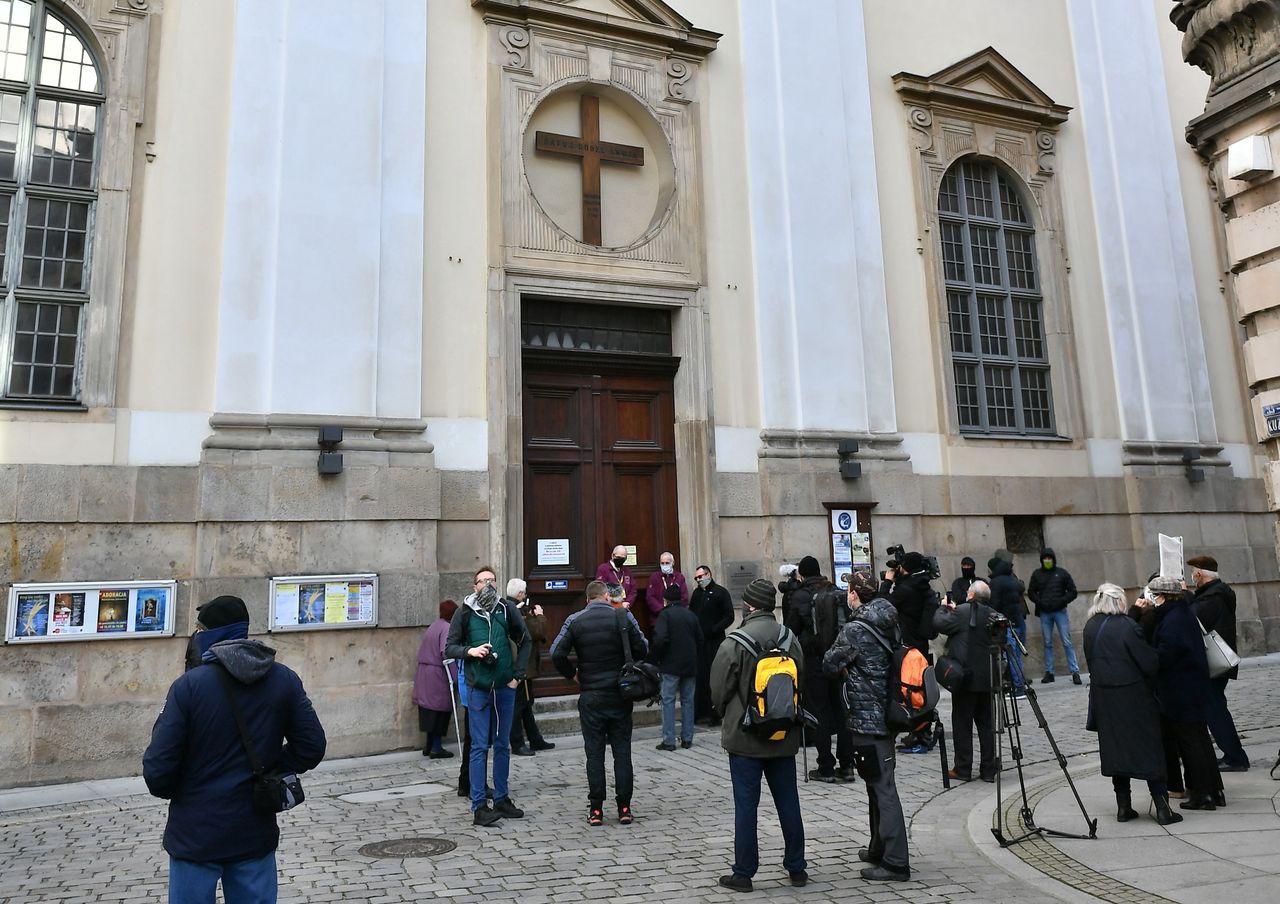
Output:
top-left (3, 655), bottom-right (1278, 904)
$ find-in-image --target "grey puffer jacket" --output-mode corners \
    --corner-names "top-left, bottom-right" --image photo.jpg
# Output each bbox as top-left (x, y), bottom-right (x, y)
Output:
top-left (823, 598), bottom-right (900, 737)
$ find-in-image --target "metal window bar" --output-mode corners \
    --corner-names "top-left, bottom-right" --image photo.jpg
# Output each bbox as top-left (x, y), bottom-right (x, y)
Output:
top-left (0, 1), bottom-right (100, 403)
top-left (939, 159), bottom-right (1055, 436)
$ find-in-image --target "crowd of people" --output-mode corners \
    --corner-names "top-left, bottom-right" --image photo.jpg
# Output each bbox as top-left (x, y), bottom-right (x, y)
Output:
top-left (139, 546), bottom-right (1250, 901)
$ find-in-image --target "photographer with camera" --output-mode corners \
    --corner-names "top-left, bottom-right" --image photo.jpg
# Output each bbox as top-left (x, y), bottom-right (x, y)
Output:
top-left (881, 547), bottom-right (940, 754)
top-left (933, 581), bottom-right (998, 783)
top-left (445, 567), bottom-right (532, 828)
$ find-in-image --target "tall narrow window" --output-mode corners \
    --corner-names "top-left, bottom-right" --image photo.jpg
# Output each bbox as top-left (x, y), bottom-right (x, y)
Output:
top-left (0, 1), bottom-right (101, 402)
top-left (939, 159), bottom-right (1054, 435)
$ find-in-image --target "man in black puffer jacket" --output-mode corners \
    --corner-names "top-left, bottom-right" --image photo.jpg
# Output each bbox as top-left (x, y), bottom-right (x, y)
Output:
top-left (550, 580), bottom-right (648, 826)
top-left (822, 595), bottom-right (911, 882)
top-left (1027, 548), bottom-right (1080, 684)
top-left (144, 596), bottom-right (327, 901)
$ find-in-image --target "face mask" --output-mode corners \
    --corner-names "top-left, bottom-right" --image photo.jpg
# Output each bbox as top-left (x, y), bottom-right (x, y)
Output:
top-left (613, 557), bottom-right (626, 568)
top-left (660, 564), bottom-right (673, 575)
top-left (697, 576), bottom-right (711, 588)
top-left (962, 566), bottom-right (975, 578)
top-left (1042, 559), bottom-right (1053, 570)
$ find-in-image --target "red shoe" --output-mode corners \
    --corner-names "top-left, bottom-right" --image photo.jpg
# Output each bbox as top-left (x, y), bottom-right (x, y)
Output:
top-left (618, 805), bottom-right (633, 825)
top-left (588, 807), bottom-right (604, 827)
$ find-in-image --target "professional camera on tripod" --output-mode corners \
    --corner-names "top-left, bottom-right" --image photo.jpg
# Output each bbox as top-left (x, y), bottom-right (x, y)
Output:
top-left (988, 617), bottom-right (1097, 847)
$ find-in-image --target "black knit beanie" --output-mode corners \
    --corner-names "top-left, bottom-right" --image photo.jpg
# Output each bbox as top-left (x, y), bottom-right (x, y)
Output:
top-left (197, 595), bottom-right (250, 630)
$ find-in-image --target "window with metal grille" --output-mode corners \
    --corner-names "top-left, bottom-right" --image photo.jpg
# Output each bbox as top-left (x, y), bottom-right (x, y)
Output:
top-left (0, 1), bottom-right (100, 403)
top-left (939, 159), bottom-right (1054, 435)
top-left (521, 298), bottom-right (672, 356)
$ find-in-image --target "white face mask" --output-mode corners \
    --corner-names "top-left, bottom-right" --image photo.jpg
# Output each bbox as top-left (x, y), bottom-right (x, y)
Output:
top-left (697, 576), bottom-right (711, 588)
top-left (660, 564), bottom-right (673, 575)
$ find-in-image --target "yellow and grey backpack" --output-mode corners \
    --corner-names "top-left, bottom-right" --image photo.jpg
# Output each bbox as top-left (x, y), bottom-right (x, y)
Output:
top-left (729, 626), bottom-right (801, 740)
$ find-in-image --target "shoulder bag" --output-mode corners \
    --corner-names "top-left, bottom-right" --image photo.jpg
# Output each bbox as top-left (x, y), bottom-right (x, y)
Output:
top-left (1198, 617), bottom-right (1240, 679)
top-left (214, 665), bottom-right (305, 814)
top-left (616, 610), bottom-right (661, 703)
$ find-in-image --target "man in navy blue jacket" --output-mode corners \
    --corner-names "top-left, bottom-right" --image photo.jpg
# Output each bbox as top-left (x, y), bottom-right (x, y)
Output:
top-left (144, 596), bottom-right (326, 903)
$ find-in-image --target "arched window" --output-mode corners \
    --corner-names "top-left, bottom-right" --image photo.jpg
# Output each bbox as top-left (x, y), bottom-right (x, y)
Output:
top-left (0, 1), bottom-right (101, 402)
top-left (939, 158), bottom-right (1054, 435)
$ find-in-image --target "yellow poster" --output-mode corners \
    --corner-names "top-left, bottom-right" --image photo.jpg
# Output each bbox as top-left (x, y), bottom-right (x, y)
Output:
top-left (324, 583), bottom-right (347, 623)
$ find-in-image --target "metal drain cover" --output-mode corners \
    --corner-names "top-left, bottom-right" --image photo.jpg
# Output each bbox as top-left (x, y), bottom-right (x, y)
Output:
top-left (358, 838), bottom-right (457, 859)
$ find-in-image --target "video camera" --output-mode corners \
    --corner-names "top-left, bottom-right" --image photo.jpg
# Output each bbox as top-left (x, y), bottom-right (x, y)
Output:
top-left (987, 612), bottom-right (1011, 645)
top-left (884, 544), bottom-right (941, 580)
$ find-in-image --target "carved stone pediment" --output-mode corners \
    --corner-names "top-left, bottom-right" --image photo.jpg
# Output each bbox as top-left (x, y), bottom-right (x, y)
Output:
top-left (894, 47), bottom-right (1071, 130)
top-left (478, 0), bottom-right (717, 281)
top-left (473, 0), bottom-right (720, 56)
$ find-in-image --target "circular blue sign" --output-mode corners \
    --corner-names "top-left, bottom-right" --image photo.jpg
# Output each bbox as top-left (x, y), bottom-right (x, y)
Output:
top-left (837, 512), bottom-right (853, 531)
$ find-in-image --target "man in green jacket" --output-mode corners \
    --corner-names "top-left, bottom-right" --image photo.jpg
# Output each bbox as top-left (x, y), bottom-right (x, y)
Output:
top-left (710, 579), bottom-right (807, 892)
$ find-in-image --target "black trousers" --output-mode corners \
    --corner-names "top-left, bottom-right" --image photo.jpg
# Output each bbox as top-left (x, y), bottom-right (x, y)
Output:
top-left (1161, 717), bottom-right (1222, 796)
top-left (951, 689), bottom-right (996, 779)
top-left (508, 680), bottom-right (545, 749)
top-left (578, 689), bottom-right (634, 808)
top-left (814, 678), bottom-right (853, 774)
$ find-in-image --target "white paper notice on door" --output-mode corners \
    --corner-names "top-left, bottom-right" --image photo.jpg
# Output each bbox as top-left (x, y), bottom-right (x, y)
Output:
top-left (537, 538), bottom-right (570, 566)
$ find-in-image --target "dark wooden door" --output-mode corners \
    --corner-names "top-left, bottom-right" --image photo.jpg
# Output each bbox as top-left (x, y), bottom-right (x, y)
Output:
top-left (522, 357), bottom-right (678, 694)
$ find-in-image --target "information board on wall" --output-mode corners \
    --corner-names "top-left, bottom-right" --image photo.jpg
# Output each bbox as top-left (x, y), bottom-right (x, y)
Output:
top-left (269, 574), bottom-right (378, 632)
top-left (824, 504), bottom-right (876, 590)
top-left (4, 580), bottom-right (177, 644)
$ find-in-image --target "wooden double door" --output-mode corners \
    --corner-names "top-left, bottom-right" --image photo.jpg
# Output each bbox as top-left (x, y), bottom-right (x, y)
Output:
top-left (522, 354), bottom-right (679, 693)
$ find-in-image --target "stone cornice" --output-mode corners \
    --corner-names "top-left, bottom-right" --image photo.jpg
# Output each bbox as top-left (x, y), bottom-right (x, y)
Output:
top-left (472, 0), bottom-right (720, 56)
top-left (894, 47), bottom-right (1071, 131)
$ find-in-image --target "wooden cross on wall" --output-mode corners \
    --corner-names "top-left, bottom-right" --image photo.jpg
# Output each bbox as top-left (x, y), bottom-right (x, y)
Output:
top-left (535, 95), bottom-right (645, 247)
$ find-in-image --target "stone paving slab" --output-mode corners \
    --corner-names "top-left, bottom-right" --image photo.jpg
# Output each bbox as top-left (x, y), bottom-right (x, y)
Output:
top-left (1, 654), bottom-right (1278, 903)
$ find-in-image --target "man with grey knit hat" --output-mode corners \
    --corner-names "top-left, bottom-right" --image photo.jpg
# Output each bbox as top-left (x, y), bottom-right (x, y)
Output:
top-left (711, 579), bottom-right (807, 892)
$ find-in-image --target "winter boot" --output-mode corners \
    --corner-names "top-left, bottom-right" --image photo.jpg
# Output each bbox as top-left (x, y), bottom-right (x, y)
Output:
top-left (1152, 794), bottom-right (1183, 825)
top-left (1116, 791), bottom-right (1138, 822)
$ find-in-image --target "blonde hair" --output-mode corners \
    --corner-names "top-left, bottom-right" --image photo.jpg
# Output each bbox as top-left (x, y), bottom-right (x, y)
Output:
top-left (1088, 582), bottom-right (1128, 618)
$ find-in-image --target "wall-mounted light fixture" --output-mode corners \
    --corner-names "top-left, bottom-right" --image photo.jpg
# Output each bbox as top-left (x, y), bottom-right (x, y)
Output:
top-left (1182, 447), bottom-right (1204, 484)
top-left (318, 426), bottom-right (344, 475)
top-left (838, 438), bottom-right (861, 480)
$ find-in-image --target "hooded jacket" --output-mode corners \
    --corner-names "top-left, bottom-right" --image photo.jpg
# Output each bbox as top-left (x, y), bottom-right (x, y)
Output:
top-left (822, 598), bottom-right (901, 737)
top-left (1027, 548), bottom-right (1077, 615)
top-left (143, 638), bottom-right (326, 863)
top-left (987, 557), bottom-right (1026, 628)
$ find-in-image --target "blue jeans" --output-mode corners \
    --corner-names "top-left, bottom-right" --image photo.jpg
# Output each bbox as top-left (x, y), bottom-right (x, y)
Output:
top-left (1007, 625), bottom-right (1026, 692)
top-left (1040, 610), bottom-right (1079, 675)
top-left (727, 754), bottom-right (806, 879)
top-left (660, 673), bottom-right (695, 745)
top-left (169, 852), bottom-right (276, 904)
top-left (467, 684), bottom-right (515, 811)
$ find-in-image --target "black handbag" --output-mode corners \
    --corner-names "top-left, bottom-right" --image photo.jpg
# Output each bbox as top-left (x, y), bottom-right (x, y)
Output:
top-left (214, 665), bottom-right (305, 815)
top-left (616, 610), bottom-right (661, 703)
top-left (936, 601), bottom-right (979, 692)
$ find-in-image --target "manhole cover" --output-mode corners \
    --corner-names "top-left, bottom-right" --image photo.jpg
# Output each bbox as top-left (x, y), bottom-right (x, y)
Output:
top-left (358, 838), bottom-right (457, 859)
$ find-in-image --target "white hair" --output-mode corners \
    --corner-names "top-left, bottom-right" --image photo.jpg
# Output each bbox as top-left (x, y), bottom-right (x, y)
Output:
top-left (506, 578), bottom-right (526, 597)
top-left (1194, 568), bottom-right (1219, 581)
top-left (1089, 583), bottom-right (1128, 618)
top-left (968, 580), bottom-right (991, 601)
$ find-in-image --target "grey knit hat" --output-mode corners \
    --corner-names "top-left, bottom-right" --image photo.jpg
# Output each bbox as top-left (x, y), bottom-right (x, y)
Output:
top-left (742, 578), bottom-right (777, 611)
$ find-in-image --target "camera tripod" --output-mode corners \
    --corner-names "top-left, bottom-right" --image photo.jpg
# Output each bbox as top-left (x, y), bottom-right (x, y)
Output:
top-left (990, 630), bottom-right (1097, 847)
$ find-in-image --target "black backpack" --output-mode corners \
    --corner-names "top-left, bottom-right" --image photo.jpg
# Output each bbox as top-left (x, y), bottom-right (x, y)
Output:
top-left (812, 584), bottom-right (849, 654)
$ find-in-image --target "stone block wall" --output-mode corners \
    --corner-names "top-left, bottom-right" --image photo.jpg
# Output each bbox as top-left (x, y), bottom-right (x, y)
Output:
top-left (717, 462), bottom-right (1280, 675)
top-left (0, 456), bottom-right (486, 789)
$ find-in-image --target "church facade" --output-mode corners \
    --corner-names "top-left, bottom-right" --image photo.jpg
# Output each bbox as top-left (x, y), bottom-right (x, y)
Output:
top-left (1, 0), bottom-right (1276, 785)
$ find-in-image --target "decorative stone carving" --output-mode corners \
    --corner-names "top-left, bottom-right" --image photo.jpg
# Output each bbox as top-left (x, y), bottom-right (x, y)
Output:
top-left (499, 25), bottom-right (531, 71)
top-left (1173, 0), bottom-right (1280, 90)
top-left (666, 58), bottom-right (693, 102)
top-left (907, 107), bottom-right (933, 151)
top-left (1035, 130), bottom-right (1056, 173)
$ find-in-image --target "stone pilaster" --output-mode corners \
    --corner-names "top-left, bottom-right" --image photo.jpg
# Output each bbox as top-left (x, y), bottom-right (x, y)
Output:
top-left (1172, 0), bottom-right (1280, 619)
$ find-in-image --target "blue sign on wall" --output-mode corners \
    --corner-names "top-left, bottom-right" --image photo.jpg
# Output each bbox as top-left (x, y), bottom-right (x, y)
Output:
top-left (545, 580), bottom-right (569, 591)
top-left (1265, 403), bottom-right (1280, 438)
